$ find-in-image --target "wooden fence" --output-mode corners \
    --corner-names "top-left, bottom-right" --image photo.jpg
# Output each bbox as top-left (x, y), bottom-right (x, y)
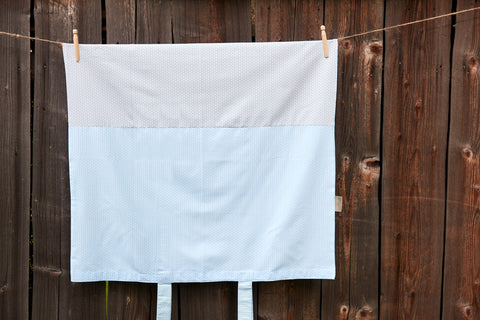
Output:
top-left (1, 0), bottom-right (479, 319)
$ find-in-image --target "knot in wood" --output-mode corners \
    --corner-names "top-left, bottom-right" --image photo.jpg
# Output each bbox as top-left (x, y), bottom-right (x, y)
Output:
top-left (0, 284), bottom-right (8, 295)
top-left (356, 306), bottom-right (373, 319)
top-left (463, 305), bottom-right (473, 318)
top-left (368, 42), bottom-right (383, 55)
top-left (457, 302), bottom-right (474, 318)
top-left (360, 157), bottom-right (381, 173)
top-left (342, 40), bottom-right (351, 50)
top-left (415, 98), bottom-right (423, 109)
top-left (466, 56), bottom-right (478, 73)
top-left (363, 157), bottom-right (380, 168)
top-left (414, 98), bottom-right (424, 117)
top-left (462, 147), bottom-right (474, 160)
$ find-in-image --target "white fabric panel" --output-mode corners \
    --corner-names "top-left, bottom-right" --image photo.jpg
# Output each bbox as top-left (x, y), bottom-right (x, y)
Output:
top-left (62, 40), bottom-right (337, 128)
top-left (156, 283), bottom-right (171, 320)
top-left (238, 282), bottom-right (253, 320)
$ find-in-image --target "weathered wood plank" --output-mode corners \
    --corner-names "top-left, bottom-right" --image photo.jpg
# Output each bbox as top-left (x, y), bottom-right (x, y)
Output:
top-left (0, 1), bottom-right (30, 319)
top-left (32, 0), bottom-right (103, 319)
top-left (381, 1), bottom-right (452, 319)
top-left (178, 282), bottom-right (237, 320)
top-left (136, 0), bottom-right (172, 44)
top-left (293, 0), bottom-right (323, 41)
top-left (103, 1), bottom-right (173, 318)
top-left (106, 281), bottom-right (154, 319)
top-left (255, 1), bottom-right (323, 319)
top-left (172, 0), bottom-right (252, 43)
top-left (105, 0), bottom-right (135, 44)
top-left (322, 1), bottom-right (383, 319)
top-left (170, 1), bottom-right (251, 319)
top-left (257, 280), bottom-right (322, 320)
top-left (255, 0), bottom-right (295, 42)
top-left (443, 1), bottom-right (480, 319)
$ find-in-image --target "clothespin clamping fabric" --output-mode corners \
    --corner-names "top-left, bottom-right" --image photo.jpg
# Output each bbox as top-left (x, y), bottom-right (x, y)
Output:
top-left (73, 29), bottom-right (80, 62)
top-left (321, 25), bottom-right (329, 58)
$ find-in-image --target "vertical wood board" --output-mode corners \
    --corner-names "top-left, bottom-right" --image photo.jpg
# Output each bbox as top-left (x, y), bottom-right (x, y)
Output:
top-left (136, 0), bottom-right (172, 44)
top-left (0, 1), bottom-right (31, 319)
top-left (255, 0), bottom-right (295, 42)
top-left (105, 0), bottom-right (135, 44)
top-left (322, 0), bottom-right (383, 319)
top-left (32, 0), bottom-right (104, 319)
top-left (172, 0), bottom-right (252, 43)
top-left (381, 0), bottom-right (451, 318)
top-left (443, 0), bottom-right (480, 319)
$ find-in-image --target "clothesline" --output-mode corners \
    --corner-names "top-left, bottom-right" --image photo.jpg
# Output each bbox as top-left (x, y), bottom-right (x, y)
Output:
top-left (339, 6), bottom-right (480, 40)
top-left (0, 6), bottom-right (479, 47)
top-left (0, 30), bottom-right (63, 46)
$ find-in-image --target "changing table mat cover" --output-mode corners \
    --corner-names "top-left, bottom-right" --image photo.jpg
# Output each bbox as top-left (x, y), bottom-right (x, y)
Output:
top-left (62, 40), bottom-right (338, 284)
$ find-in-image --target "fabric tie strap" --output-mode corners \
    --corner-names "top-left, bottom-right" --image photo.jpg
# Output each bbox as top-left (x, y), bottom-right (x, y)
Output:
top-left (156, 282), bottom-right (253, 319)
top-left (157, 283), bottom-right (172, 320)
top-left (238, 282), bottom-right (253, 320)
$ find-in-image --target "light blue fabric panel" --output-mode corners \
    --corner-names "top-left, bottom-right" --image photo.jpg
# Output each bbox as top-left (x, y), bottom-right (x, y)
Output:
top-left (69, 126), bottom-right (335, 283)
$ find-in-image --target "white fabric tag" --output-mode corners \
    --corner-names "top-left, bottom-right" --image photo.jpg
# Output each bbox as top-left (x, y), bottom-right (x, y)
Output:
top-left (157, 283), bottom-right (172, 320)
top-left (335, 195), bottom-right (343, 212)
top-left (238, 282), bottom-right (253, 320)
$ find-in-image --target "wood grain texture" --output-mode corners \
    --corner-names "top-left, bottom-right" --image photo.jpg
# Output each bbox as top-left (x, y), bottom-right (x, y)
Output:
top-left (443, 1), bottom-right (480, 319)
top-left (322, 1), bottom-right (383, 319)
top-left (105, 0), bottom-right (135, 44)
top-left (0, 1), bottom-right (30, 319)
top-left (254, 1), bottom-right (323, 319)
top-left (257, 280), bottom-right (321, 320)
top-left (172, 0), bottom-right (252, 43)
top-left (170, 1), bottom-right (251, 319)
top-left (106, 281), bottom-right (154, 319)
top-left (136, 0), bottom-right (172, 44)
top-left (381, 0), bottom-right (452, 319)
top-left (178, 282), bottom-right (237, 320)
top-left (255, 0), bottom-right (295, 42)
top-left (103, 1), bottom-right (173, 318)
top-left (32, 0), bottom-right (103, 319)
top-left (293, 0), bottom-right (323, 41)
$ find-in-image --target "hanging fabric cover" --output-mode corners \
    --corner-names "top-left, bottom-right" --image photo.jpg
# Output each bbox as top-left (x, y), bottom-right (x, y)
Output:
top-left (63, 39), bottom-right (338, 319)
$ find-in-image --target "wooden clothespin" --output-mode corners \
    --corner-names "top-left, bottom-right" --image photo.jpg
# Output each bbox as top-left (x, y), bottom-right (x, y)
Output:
top-left (73, 29), bottom-right (80, 62)
top-left (321, 25), bottom-right (329, 58)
